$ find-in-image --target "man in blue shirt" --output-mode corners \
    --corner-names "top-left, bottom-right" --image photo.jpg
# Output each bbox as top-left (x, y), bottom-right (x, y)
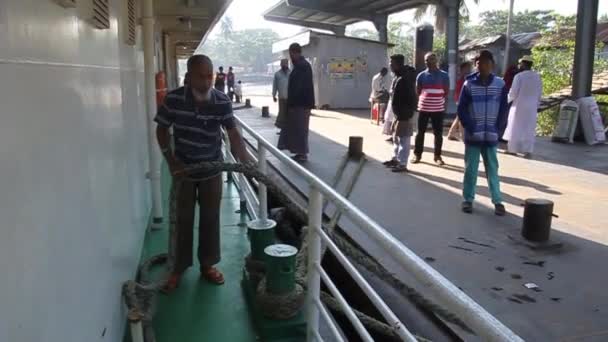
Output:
top-left (155, 54), bottom-right (250, 292)
top-left (457, 50), bottom-right (508, 216)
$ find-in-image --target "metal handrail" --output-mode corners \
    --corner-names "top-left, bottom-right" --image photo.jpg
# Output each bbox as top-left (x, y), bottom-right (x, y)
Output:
top-left (234, 115), bottom-right (523, 342)
top-left (317, 226), bottom-right (417, 341)
top-left (316, 263), bottom-right (373, 341)
top-left (315, 299), bottom-right (345, 342)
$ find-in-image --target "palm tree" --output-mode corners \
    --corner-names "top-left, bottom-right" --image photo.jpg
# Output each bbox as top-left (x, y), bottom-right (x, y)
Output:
top-left (414, 0), bottom-right (480, 33)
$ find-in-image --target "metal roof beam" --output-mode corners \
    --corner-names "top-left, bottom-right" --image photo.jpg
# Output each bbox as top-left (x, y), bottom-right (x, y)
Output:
top-left (286, 0), bottom-right (374, 21)
top-left (264, 14), bottom-right (346, 35)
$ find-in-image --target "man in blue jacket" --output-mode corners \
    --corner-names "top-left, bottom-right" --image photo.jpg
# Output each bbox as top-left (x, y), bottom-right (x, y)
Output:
top-left (457, 50), bottom-right (508, 216)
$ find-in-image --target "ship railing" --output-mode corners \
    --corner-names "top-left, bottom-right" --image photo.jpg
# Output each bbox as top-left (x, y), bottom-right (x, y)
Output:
top-left (226, 115), bottom-right (523, 342)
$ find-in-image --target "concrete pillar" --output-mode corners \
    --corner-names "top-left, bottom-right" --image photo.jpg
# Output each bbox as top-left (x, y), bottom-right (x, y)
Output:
top-left (373, 15), bottom-right (388, 44)
top-left (445, 3), bottom-right (459, 114)
top-left (414, 25), bottom-right (434, 72)
top-left (572, 0), bottom-right (599, 99)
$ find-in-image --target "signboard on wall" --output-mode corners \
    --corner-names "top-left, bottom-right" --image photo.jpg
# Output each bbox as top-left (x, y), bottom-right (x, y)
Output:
top-left (356, 56), bottom-right (368, 72)
top-left (329, 57), bottom-right (355, 79)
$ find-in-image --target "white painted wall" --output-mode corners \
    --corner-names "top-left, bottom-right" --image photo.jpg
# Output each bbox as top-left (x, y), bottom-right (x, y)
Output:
top-left (0, 1), bottom-right (150, 341)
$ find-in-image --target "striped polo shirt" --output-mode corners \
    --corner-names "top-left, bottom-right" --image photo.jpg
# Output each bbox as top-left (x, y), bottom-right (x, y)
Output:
top-left (416, 69), bottom-right (449, 113)
top-left (154, 86), bottom-right (235, 168)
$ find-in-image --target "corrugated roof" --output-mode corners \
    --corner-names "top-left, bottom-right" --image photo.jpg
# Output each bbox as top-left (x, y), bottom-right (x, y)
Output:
top-left (459, 34), bottom-right (521, 52)
top-left (263, 0), bottom-right (443, 31)
top-left (597, 22), bottom-right (608, 43)
top-left (512, 32), bottom-right (542, 50)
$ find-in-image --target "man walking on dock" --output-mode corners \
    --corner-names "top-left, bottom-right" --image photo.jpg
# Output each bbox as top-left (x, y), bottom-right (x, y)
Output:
top-left (227, 66), bottom-right (236, 100)
top-left (272, 58), bottom-right (290, 131)
top-left (382, 55), bottom-right (417, 173)
top-left (278, 43), bottom-right (314, 163)
top-left (503, 56), bottom-right (542, 159)
top-left (214, 66), bottom-right (226, 93)
top-left (457, 50), bottom-right (508, 216)
top-left (412, 52), bottom-right (449, 166)
top-left (155, 54), bottom-right (250, 292)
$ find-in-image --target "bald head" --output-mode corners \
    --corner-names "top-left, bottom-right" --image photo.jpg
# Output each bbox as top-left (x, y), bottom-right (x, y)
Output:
top-left (425, 52), bottom-right (438, 70)
top-left (186, 54), bottom-right (214, 95)
top-left (187, 54), bottom-right (213, 71)
top-left (280, 58), bottom-right (289, 71)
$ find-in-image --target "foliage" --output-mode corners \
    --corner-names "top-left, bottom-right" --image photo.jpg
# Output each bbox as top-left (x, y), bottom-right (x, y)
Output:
top-left (346, 27), bottom-right (378, 41)
top-left (433, 34), bottom-right (446, 64)
top-left (388, 21), bottom-right (414, 64)
top-left (532, 39), bottom-right (608, 135)
top-left (199, 26), bottom-right (280, 72)
top-left (473, 10), bottom-right (554, 37)
top-left (414, 0), bottom-right (480, 33)
top-left (459, 11), bottom-right (575, 41)
top-left (220, 17), bottom-right (234, 41)
top-left (347, 21), bottom-right (415, 65)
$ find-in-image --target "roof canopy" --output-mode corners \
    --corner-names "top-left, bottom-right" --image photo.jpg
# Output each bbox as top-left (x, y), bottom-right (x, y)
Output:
top-left (153, 0), bottom-right (233, 59)
top-left (263, 0), bottom-right (443, 33)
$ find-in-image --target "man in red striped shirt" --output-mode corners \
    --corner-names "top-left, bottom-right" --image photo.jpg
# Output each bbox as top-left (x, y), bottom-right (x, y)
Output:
top-left (412, 52), bottom-right (450, 165)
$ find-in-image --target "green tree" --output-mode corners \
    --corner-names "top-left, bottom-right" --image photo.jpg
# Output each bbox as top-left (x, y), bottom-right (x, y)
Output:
top-left (414, 0), bottom-right (480, 33)
top-left (468, 10), bottom-right (555, 38)
top-left (433, 34), bottom-right (447, 63)
top-left (346, 27), bottom-right (378, 41)
top-left (199, 28), bottom-right (280, 72)
top-left (532, 40), bottom-right (608, 135)
top-left (388, 21), bottom-right (415, 64)
top-left (220, 17), bottom-right (234, 41)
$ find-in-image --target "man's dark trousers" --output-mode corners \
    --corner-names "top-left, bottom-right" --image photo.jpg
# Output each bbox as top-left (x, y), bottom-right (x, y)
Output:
top-left (414, 111), bottom-right (445, 159)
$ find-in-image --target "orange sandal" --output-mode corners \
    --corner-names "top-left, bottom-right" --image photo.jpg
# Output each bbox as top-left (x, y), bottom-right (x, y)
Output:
top-left (201, 266), bottom-right (225, 285)
top-left (161, 273), bottom-right (181, 294)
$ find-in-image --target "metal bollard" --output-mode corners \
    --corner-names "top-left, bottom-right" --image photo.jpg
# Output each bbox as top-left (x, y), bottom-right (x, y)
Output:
top-left (245, 98), bottom-right (252, 108)
top-left (522, 199), bottom-right (554, 242)
top-left (262, 106), bottom-right (270, 117)
top-left (264, 244), bottom-right (298, 295)
top-left (247, 219), bottom-right (276, 260)
top-left (348, 136), bottom-right (364, 160)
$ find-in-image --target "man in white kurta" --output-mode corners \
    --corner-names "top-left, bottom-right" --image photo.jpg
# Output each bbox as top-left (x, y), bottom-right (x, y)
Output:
top-left (503, 56), bottom-right (542, 157)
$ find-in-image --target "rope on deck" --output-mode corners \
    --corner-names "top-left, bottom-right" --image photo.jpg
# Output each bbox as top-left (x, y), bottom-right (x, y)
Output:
top-left (122, 161), bottom-right (472, 341)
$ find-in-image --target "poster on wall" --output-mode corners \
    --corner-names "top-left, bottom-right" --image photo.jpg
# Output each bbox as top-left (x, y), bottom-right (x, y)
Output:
top-left (329, 57), bottom-right (355, 79)
top-left (356, 56), bottom-right (368, 72)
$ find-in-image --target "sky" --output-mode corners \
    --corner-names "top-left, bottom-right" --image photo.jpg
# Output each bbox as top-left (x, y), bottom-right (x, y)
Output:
top-left (207, 0), bottom-right (608, 39)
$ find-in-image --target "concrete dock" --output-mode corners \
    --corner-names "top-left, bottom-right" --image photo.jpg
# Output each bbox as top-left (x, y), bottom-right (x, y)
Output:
top-left (237, 95), bottom-right (608, 341)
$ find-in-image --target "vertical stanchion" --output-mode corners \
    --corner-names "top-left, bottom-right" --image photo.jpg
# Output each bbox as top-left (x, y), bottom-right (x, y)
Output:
top-left (258, 144), bottom-right (268, 221)
top-left (306, 188), bottom-right (323, 341)
top-left (143, 0), bottom-right (163, 227)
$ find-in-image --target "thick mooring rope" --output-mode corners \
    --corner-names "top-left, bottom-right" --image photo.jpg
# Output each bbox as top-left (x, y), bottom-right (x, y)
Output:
top-left (122, 161), bottom-right (471, 341)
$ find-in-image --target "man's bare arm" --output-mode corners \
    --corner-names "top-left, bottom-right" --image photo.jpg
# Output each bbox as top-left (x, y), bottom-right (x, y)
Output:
top-left (226, 127), bottom-right (252, 165)
top-left (156, 125), bottom-right (183, 174)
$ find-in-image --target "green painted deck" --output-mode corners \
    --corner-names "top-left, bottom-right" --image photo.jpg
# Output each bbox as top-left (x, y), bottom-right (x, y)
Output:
top-left (135, 165), bottom-right (259, 342)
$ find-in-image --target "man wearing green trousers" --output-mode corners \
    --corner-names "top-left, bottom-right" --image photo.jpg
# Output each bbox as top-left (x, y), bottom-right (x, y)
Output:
top-left (456, 50), bottom-right (508, 216)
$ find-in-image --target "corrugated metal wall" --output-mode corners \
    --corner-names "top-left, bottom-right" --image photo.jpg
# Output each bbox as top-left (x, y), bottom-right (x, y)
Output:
top-left (307, 34), bottom-right (389, 109)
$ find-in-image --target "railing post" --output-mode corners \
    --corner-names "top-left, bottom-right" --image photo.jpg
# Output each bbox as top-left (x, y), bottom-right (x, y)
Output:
top-left (258, 144), bottom-right (268, 221)
top-left (306, 188), bottom-right (323, 341)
